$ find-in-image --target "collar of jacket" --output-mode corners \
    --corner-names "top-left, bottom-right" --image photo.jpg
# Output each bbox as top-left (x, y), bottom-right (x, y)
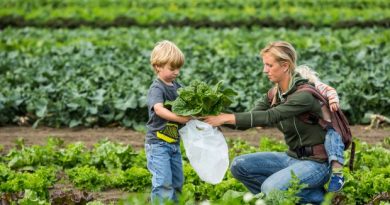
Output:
top-left (278, 72), bottom-right (309, 99)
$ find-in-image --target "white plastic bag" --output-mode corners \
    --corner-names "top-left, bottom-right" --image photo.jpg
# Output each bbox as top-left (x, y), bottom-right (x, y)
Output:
top-left (179, 119), bottom-right (229, 184)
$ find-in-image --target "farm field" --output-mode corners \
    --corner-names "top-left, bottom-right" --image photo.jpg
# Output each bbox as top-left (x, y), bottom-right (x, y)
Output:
top-left (1, 0), bottom-right (390, 204)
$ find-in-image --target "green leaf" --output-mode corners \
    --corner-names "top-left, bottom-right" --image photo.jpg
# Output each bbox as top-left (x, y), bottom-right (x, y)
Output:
top-left (69, 119), bottom-right (82, 128)
top-left (168, 80), bottom-right (237, 116)
top-left (35, 99), bottom-right (48, 118)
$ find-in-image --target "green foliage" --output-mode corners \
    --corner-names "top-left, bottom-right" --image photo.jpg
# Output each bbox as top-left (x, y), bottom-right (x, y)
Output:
top-left (66, 165), bottom-right (109, 191)
top-left (0, 137), bottom-right (389, 204)
top-left (209, 178), bottom-right (246, 201)
top-left (341, 141), bottom-right (390, 204)
top-left (5, 137), bottom-right (61, 169)
top-left (182, 161), bottom-right (246, 201)
top-left (258, 137), bottom-right (288, 152)
top-left (0, 166), bottom-right (57, 198)
top-left (166, 80), bottom-right (237, 116)
top-left (129, 149), bottom-right (147, 168)
top-left (121, 167), bottom-right (151, 192)
top-left (90, 139), bottom-right (136, 170)
top-left (19, 189), bottom-right (50, 205)
top-left (227, 138), bottom-right (258, 160)
top-left (0, 28), bottom-right (389, 126)
top-left (1, 0), bottom-right (389, 28)
top-left (344, 167), bottom-right (390, 204)
top-left (86, 201), bottom-right (106, 205)
top-left (58, 142), bottom-right (88, 168)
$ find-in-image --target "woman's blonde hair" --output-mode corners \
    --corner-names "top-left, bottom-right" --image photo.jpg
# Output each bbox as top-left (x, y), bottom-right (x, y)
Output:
top-left (260, 41), bottom-right (297, 75)
top-left (295, 65), bottom-right (320, 84)
top-left (260, 41), bottom-right (297, 100)
top-left (150, 40), bottom-right (184, 73)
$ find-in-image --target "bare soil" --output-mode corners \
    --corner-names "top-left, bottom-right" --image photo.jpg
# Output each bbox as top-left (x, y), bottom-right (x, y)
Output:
top-left (1, 125), bottom-right (389, 151)
top-left (0, 125), bottom-right (389, 203)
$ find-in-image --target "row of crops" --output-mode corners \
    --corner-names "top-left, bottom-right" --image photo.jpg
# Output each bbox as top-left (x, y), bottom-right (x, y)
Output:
top-left (1, 27), bottom-right (389, 128)
top-left (1, 0), bottom-right (389, 28)
top-left (0, 137), bottom-right (389, 204)
top-left (1, 0), bottom-right (389, 204)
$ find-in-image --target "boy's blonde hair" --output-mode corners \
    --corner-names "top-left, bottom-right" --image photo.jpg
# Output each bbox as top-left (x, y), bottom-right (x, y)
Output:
top-left (150, 40), bottom-right (184, 73)
top-left (296, 65), bottom-right (320, 84)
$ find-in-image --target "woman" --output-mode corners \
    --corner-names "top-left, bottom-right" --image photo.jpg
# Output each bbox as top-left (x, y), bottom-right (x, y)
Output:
top-left (204, 41), bottom-right (330, 204)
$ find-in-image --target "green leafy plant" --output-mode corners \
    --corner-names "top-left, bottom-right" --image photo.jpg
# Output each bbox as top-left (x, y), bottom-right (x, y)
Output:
top-left (121, 167), bottom-right (151, 192)
top-left (90, 139), bottom-right (136, 170)
top-left (19, 189), bottom-right (50, 205)
top-left (5, 138), bottom-right (61, 169)
top-left (0, 166), bottom-right (57, 198)
top-left (66, 165), bottom-right (109, 191)
top-left (166, 80), bottom-right (237, 116)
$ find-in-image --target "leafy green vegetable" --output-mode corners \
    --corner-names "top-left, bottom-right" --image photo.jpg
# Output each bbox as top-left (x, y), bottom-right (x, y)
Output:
top-left (165, 80), bottom-right (237, 116)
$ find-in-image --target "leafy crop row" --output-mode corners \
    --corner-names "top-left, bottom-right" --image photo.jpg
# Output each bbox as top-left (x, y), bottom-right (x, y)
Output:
top-left (3, 0), bottom-right (390, 9)
top-left (1, 0), bottom-right (389, 28)
top-left (0, 137), bottom-right (388, 204)
top-left (1, 27), bottom-right (389, 127)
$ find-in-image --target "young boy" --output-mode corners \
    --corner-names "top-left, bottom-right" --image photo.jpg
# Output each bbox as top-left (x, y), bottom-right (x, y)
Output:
top-left (296, 65), bottom-right (345, 192)
top-left (145, 40), bottom-right (191, 204)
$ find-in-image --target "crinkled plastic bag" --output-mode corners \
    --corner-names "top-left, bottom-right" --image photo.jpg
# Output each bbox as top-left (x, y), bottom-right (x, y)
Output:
top-left (179, 119), bottom-right (229, 184)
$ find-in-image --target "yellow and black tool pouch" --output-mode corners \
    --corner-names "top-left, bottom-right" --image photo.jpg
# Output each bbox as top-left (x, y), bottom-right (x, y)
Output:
top-left (157, 122), bottom-right (179, 143)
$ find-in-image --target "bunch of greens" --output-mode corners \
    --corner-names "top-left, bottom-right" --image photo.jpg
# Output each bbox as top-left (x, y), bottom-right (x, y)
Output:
top-left (165, 80), bottom-right (237, 117)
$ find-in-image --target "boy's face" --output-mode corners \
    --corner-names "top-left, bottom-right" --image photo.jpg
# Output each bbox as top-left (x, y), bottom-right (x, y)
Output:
top-left (156, 64), bottom-right (181, 84)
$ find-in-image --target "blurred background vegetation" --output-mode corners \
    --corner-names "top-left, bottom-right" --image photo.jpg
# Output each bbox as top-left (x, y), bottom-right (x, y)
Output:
top-left (0, 0), bottom-right (389, 128)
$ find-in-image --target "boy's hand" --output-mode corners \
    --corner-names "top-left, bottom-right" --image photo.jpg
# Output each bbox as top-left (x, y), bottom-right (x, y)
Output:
top-left (179, 116), bottom-right (192, 124)
top-left (330, 102), bottom-right (339, 112)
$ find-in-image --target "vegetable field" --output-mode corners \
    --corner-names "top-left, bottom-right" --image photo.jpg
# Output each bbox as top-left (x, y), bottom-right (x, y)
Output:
top-left (1, 0), bottom-right (389, 204)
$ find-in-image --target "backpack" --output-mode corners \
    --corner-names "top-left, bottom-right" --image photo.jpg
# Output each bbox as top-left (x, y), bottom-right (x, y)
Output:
top-left (267, 84), bottom-right (356, 170)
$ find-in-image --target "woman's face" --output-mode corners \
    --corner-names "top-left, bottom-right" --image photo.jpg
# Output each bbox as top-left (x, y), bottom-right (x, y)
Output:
top-left (262, 53), bottom-right (288, 83)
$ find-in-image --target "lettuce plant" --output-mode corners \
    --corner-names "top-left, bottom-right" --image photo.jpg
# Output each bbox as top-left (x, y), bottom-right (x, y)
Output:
top-left (165, 80), bottom-right (237, 116)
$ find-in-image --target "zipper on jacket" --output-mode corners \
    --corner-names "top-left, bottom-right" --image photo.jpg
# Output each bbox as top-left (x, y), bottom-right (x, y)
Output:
top-left (293, 117), bottom-right (303, 146)
top-left (279, 121), bottom-right (284, 131)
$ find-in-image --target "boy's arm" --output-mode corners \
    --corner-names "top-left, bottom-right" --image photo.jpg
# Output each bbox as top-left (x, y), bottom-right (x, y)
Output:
top-left (154, 103), bottom-right (190, 124)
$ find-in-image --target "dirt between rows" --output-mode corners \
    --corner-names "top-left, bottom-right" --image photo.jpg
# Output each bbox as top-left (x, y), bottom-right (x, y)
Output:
top-left (1, 125), bottom-right (389, 151)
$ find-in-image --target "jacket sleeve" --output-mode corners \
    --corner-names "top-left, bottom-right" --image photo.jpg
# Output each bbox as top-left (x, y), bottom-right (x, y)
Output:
top-left (226, 94), bottom-right (270, 130)
top-left (234, 91), bottom-right (315, 128)
top-left (251, 94), bottom-right (271, 111)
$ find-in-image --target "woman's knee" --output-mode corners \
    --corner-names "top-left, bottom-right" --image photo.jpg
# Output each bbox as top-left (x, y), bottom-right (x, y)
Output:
top-left (230, 156), bottom-right (247, 178)
top-left (261, 176), bottom-right (289, 194)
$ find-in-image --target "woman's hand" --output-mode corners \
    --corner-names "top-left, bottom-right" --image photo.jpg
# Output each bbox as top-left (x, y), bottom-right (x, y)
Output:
top-left (203, 113), bottom-right (235, 127)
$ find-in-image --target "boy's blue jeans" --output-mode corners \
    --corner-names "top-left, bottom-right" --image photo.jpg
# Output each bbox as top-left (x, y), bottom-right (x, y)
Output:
top-left (324, 128), bottom-right (345, 165)
top-left (230, 152), bottom-right (330, 204)
top-left (145, 141), bottom-right (184, 204)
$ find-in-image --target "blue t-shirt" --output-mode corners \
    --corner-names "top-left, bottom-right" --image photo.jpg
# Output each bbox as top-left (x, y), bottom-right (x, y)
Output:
top-left (146, 78), bottom-right (182, 144)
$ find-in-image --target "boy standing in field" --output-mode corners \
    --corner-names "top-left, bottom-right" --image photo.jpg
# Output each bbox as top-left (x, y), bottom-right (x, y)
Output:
top-left (296, 65), bottom-right (345, 192)
top-left (145, 40), bottom-right (191, 204)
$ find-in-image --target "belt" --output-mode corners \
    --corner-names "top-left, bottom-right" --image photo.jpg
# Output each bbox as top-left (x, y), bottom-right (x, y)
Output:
top-left (290, 144), bottom-right (328, 160)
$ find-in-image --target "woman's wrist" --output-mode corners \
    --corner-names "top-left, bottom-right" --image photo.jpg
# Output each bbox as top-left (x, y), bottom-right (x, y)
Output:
top-left (223, 113), bottom-right (236, 125)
